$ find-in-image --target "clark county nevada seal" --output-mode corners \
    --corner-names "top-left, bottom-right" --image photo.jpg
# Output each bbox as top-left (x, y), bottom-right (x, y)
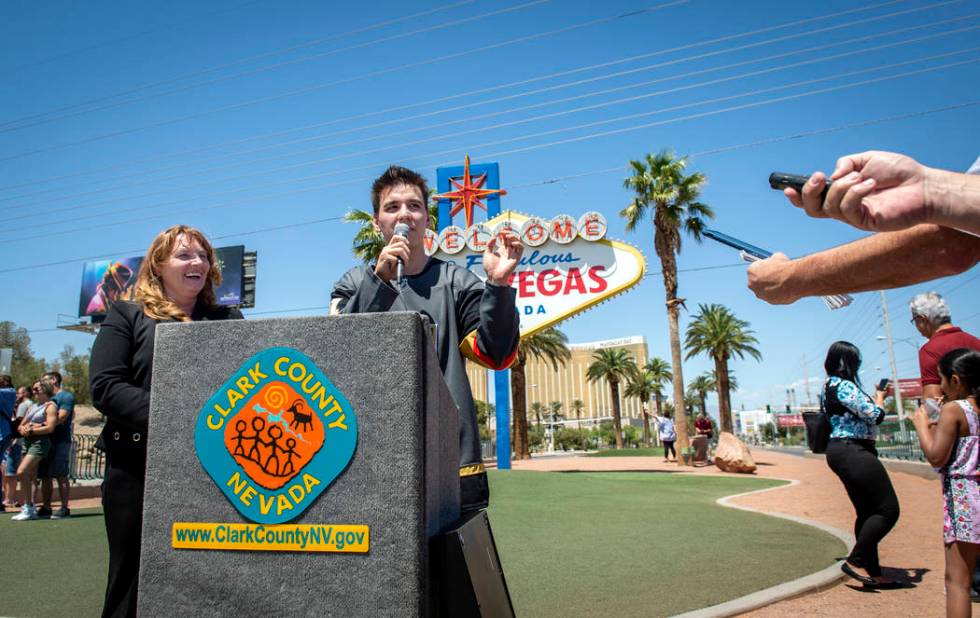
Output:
top-left (194, 347), bottom-right (358, 525)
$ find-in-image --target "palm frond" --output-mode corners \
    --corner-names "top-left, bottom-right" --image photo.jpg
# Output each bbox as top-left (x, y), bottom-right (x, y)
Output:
top-left (520, 328), bottom-right (571, 370)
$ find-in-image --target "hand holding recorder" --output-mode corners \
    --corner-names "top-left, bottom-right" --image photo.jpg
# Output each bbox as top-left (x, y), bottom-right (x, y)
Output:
top-left (774, 151), bottom-right (980, 236)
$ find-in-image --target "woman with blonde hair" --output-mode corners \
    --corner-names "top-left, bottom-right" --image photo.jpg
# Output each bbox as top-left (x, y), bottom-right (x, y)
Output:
top-left (11, 380), bottom-right (58, 521)
top-left (90, 225), bottom-right (243, 617)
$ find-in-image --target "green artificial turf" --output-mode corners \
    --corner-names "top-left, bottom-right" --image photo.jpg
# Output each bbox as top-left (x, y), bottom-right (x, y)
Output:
top-left (1, 507), bottom-right (108, 618)
top-left (487, 471), bottom-right (845, 618)
top-left (1, 473), bottom-right (844, 618)
top-left (586, 447), bottom-right (666, 457)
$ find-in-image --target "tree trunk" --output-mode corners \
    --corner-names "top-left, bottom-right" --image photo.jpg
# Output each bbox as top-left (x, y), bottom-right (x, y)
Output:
top-left (642, 401), bottom-right (652, 447)
top-left (654, 392), bottom-right (663, 446)
top-left (610, 380), bottom-right (624, 449)
top-left (699, 390), bottom-right (707, 416)
top-left (715, 355), bottom-right (733, 434)
top-left (655, 220), bottom-right (689, 462)
top-left (510, 359), bottom-right (531, 459)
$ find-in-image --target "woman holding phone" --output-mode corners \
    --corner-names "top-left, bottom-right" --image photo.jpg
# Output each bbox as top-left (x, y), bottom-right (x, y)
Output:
top-left (821, 341), bottom-right (901, 588)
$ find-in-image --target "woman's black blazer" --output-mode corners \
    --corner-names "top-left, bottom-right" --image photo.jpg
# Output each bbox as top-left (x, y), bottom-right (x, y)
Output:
top-left (90, 300), bottom-right (243, 457)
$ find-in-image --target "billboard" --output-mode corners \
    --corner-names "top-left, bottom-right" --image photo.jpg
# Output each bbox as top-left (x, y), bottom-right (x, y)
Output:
top-left (884, 378), bottom-right (923, 399)
top-left (774, 414), bottom-right (805, 428)
top-left (78, 245), bottom-right (246, 318)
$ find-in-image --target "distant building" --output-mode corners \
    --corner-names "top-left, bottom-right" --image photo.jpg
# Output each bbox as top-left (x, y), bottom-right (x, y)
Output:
top-left (466, 336), bottom-right (650, 426)
top-left (734, 408), bottom-right (773, 437)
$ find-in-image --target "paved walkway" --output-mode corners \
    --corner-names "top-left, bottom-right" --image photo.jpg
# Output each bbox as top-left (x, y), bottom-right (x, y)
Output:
top-left (512, 449), bottom-right (945, 617)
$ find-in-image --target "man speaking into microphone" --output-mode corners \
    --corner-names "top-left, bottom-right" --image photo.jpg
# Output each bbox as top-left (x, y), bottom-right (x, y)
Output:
top-left (330, 165), bottom-right (523, 514)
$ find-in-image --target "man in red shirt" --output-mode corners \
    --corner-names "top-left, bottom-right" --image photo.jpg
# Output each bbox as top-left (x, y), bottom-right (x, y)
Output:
top-left (910, 292), bottom-right (980, 401)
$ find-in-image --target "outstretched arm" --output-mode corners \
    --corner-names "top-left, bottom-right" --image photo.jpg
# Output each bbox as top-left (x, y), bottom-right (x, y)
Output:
top-left (747, 224), bottom-right (980, 305)
top-left (785, 151), bottom-right (980, 235)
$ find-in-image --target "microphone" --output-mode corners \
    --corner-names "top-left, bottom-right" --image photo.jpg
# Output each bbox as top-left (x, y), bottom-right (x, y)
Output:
top-left (393, 223), bottom-right (410, 284)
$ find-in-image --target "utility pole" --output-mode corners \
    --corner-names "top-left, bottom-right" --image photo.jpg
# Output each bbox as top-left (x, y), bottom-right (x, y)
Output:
top-left (802, 355), bottom-right (812, 407)
top-left (879, 291), bottom-right (907, 442)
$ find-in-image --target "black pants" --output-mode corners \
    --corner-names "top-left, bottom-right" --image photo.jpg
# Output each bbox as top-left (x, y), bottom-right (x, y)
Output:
top-left (663, 440), bottom-right (676, 459)
top-left (102, 450), bottom-right (146, 618)
top-left (460, 470), bottom-right (490, 515)
top-left (825, 440), bottom-right (900, 576)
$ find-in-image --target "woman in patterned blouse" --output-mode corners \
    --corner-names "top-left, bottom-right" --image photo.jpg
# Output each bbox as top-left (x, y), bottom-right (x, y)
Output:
top-left (822, 341), bottom-right (902, 588)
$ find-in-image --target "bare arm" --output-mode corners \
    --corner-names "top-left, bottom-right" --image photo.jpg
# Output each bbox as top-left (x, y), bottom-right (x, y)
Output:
top-left (27, 403), bottom-right (59, 436)
top-left (927, 168), bottom-right (980, 235)
top-left (912, 402), bottom-right (962, 468)
top-left (747, 224), bottom-right (980, 304)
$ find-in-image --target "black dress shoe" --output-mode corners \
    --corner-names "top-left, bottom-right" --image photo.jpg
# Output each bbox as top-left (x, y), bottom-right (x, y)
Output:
top-left (841, 562), bottom-right (876, 586)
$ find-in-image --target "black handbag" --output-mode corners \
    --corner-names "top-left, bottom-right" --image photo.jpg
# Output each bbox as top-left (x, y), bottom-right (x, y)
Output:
top-left (803, 385), bottom-right (832, 454)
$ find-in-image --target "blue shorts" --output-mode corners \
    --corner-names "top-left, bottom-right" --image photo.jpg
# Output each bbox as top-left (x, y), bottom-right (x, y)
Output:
top-left (38, 441), bottom-right (71, 479)
top-left (3, 440), bottom-right (22, 475)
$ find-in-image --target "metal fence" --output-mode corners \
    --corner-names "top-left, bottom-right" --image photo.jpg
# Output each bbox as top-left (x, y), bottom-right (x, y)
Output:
top-left (70, 434), bottom-right (106, 481)
top-left (875, 420), bottom-right (926, 462)
top-left (876, 439), bottom-right (926, 462)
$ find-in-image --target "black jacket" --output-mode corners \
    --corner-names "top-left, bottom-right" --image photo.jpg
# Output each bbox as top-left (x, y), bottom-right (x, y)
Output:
top-left (90, 300), bottom-right (243, 457)
top-left (331, 258), bottom-right (519, 468)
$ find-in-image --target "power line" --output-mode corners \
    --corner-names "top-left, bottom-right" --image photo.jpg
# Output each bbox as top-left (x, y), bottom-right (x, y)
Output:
top-left (0, 0), bottom-right (536, 133)
top-left (0, 95), bottom-right (973, 275)
top-left (512, 99), bottom-right (980, 189)
top-left (23, 259), bottom-right (753, 331)
top-left (0, 0), bottom-right (925, 195)
top-left (934, 269), bottom-right (980, 297)
top-left (7, 47), bottom-right (978, 243)
top-left (0, 0), bottom-right (687, 163)
top-left (0, 215), bottom-right (345, 275)
top-left (959, 309), bottom-right (980, 323)
top-left (5, 0), bottom-right (270, 75)
top-left (12, 15), bottom-right (978, 219)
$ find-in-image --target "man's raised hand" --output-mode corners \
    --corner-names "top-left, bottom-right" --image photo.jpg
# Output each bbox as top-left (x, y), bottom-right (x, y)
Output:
top-left (483, 229), bottom-right (524, 286)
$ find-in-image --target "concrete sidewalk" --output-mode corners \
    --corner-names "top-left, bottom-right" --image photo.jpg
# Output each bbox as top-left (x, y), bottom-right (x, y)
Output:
top-left (512, 449), bottom-right (945, 617)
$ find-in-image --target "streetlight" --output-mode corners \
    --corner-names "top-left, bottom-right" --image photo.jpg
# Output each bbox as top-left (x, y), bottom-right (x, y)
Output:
top-left (875, 290), bottom-right (909, 442)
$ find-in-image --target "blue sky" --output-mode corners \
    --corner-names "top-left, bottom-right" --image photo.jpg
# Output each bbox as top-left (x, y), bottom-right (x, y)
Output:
top-left (1, 0), bottom-right (977, 415)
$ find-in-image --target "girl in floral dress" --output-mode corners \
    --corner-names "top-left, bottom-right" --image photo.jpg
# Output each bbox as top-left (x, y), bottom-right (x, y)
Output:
top-left (913, 348), bottom-right (980, 618)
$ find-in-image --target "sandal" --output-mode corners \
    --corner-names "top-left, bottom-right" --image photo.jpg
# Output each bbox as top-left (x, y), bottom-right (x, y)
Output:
top-left (841, 562), bottom-right (876, 586)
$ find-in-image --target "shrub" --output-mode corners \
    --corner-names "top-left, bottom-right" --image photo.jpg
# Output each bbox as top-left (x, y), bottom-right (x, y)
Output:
top-left (555, 428), bottom-right (590, 451)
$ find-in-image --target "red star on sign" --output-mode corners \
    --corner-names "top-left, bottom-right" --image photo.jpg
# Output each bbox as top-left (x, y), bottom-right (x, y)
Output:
top-left (432, 155), bottom-right (507, 227)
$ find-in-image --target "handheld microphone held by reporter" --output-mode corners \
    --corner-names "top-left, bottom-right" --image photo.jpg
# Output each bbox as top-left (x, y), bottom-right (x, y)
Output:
top-left (769, 172), bottom-right (831, 201)
top-left (393, 222), bottom-right (410, 284)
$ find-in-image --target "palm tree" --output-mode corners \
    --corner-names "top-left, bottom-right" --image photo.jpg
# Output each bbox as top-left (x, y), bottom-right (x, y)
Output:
top-left (714, 369), bottom-right (738, 392)
top-left (571, 399), bottom-right (584, 422)
top-left (586, 348), bottom-right (637, 449)
top-left (509, 328), bottom-right (570, 459)
top-left (549, 400), bottom-right (563, 422)
top-left (684, 393), bottom-right (701, 416)
top-left (643, 357), bottom-right (672, 419)
top-left (624, 368), bottom-right (658, 446)
top-left (684, 304), bottom-right (762, 434)
top-left (344, 200), bottom-right (440, 263)
top-left (687, 372), bottom-right (716, 417)
top-left (530, 402), bottom-right (544, 427)
top-left (343, 208), bottom-right (386, 264)
top-left (622, 151), bottom-right (714, 461)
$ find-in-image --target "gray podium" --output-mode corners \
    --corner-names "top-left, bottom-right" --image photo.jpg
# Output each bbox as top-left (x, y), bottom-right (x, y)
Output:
top-left (137, 313), bottom-right (461, 617)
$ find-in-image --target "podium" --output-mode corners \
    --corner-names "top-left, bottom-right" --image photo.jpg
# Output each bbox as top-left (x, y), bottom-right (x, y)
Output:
top-left (137, 313), bottom-right (461, 617)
